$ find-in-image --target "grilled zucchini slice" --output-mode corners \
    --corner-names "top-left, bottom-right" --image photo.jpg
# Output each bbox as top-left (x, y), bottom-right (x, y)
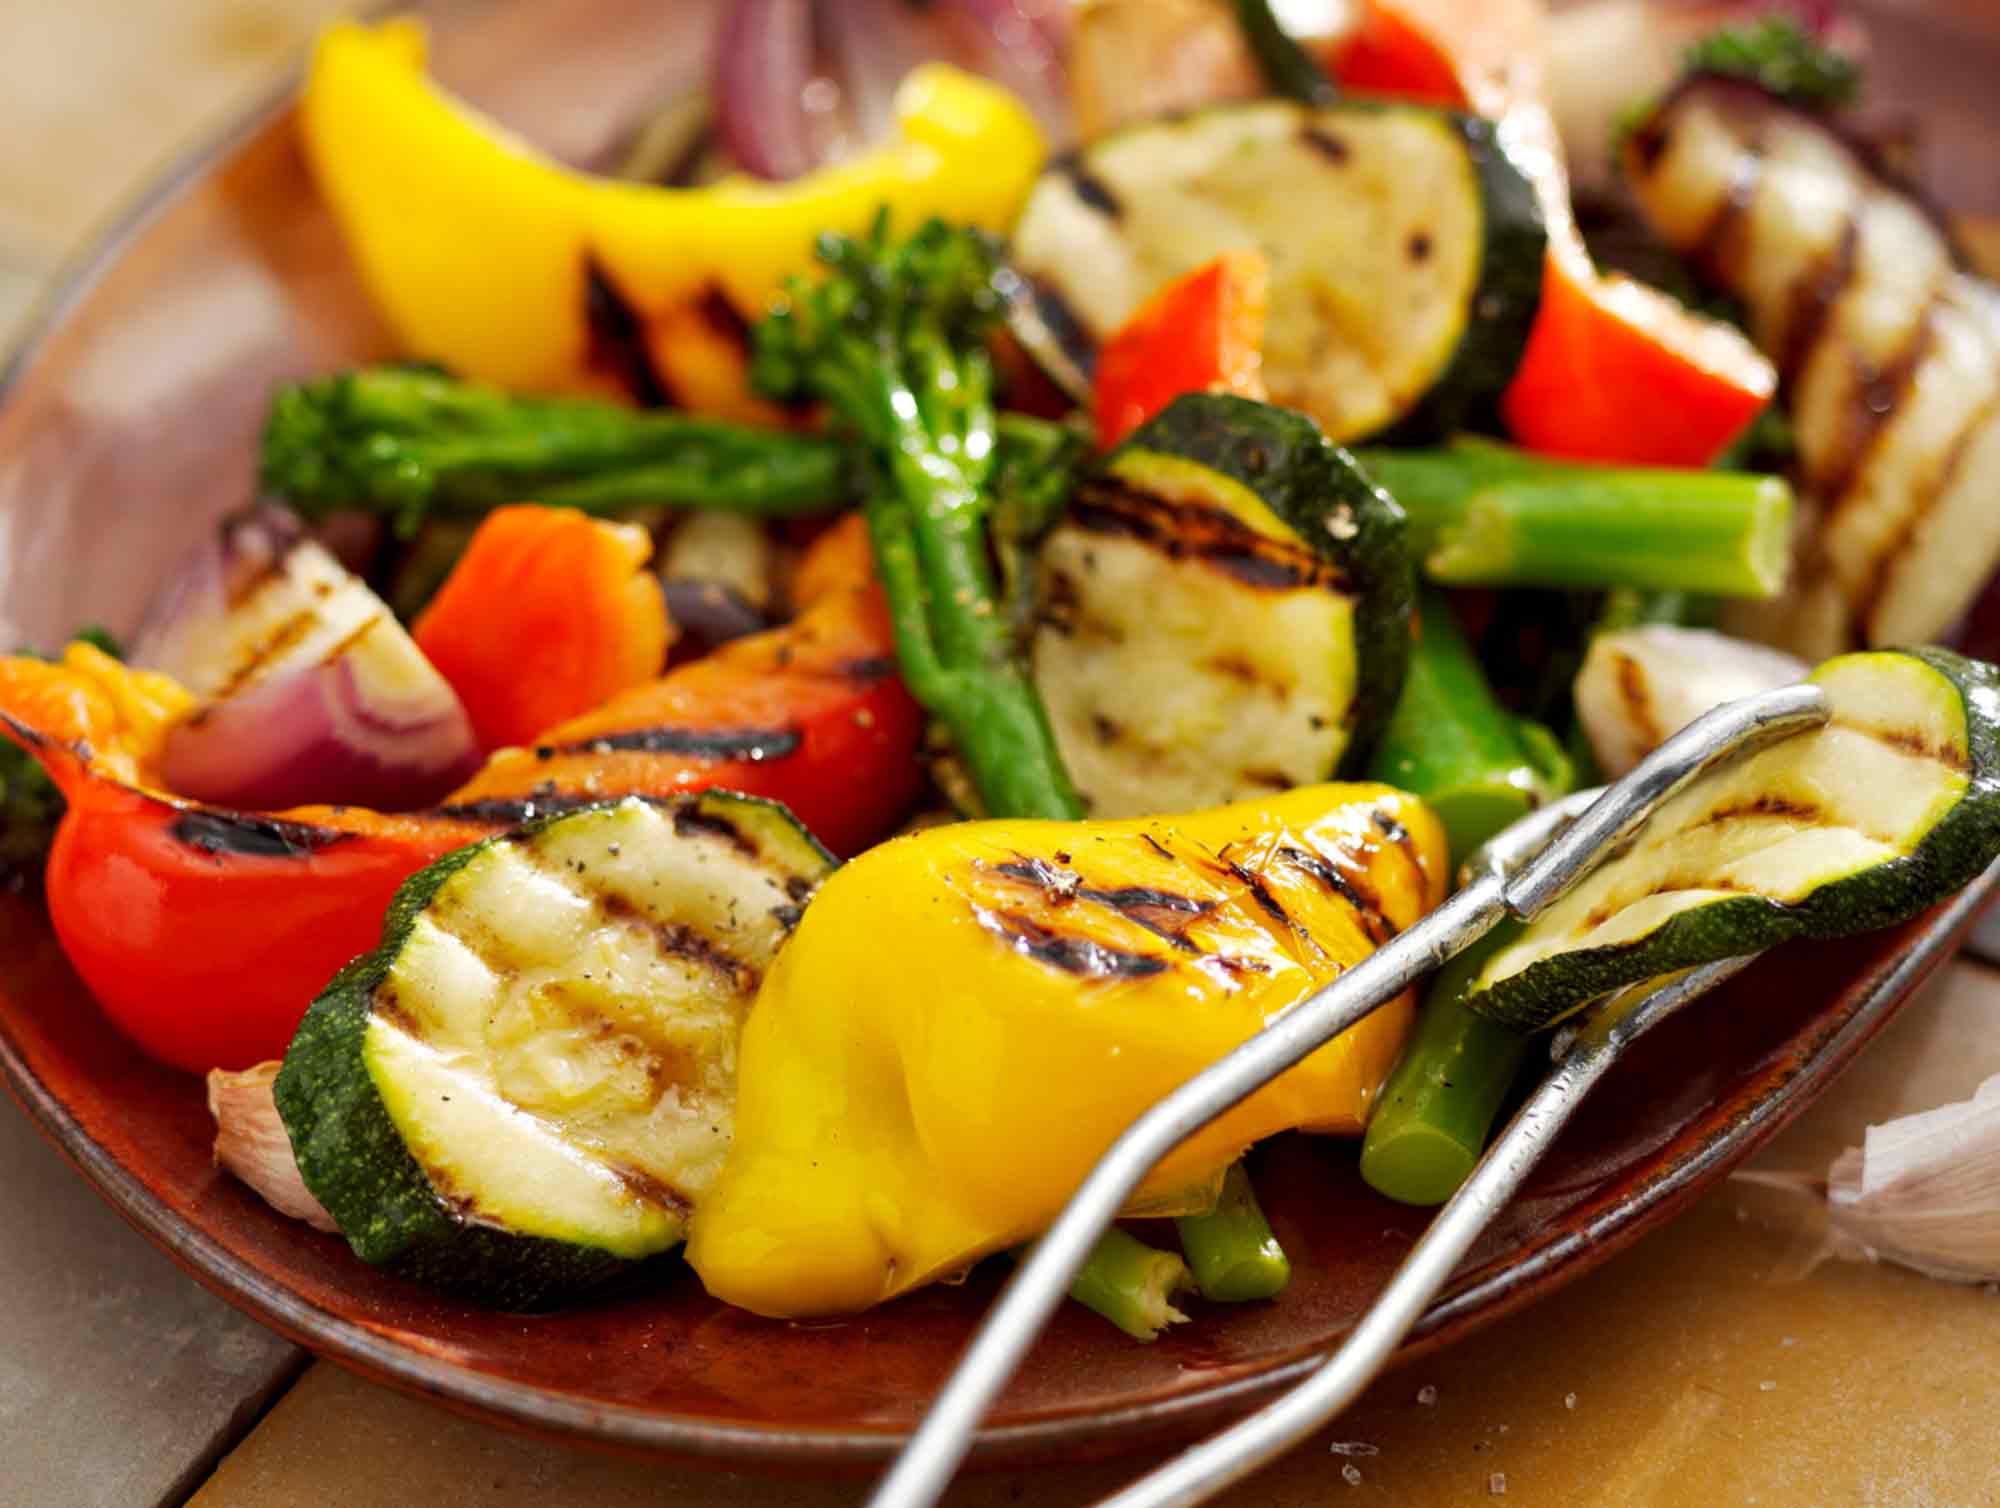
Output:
top-left (1031, 393), bottom-right (1411, 816)
top-left (274, 793), bottom-right (833, 1308)
top-left (1624, 78), bottom-right (2000, 651)
top-left (1008, 98), bottom-right (1545, 442)
top-left (1466, 648), bottom-right (2000, 1031)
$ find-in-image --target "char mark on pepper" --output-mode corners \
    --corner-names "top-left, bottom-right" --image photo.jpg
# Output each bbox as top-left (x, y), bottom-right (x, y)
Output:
top-left (583, 257), bottom-right (672, 409)
top-left (168, 809), bottom-right (354, 861)
top-left (534, 725), bottom-right (802, 762)
top-left (974, 906), bottom-right (1168, 979)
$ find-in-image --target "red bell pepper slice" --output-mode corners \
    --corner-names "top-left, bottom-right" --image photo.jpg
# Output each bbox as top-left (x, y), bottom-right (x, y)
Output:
top-left (0, 515), bottom-right (922, 1073)
top-left (1323, 0), bottom-right (1776, 466)
top-left (1092, 250), bottom-right (1269, 449)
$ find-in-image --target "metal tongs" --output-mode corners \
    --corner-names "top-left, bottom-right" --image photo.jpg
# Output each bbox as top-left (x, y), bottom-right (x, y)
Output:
top-left (869, 683), bottom-right (1831, 1508)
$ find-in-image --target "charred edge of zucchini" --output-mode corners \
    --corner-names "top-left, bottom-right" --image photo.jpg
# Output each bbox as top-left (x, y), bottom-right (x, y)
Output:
top-left (274, 792), bottom-right (834, 1310)
top-left (1371, 111), bottom-right (1547, 443)
top-left (1112, 393), bottom-right (1414, 771)
top-left (1468, 648), bottom-right (2000, 1033)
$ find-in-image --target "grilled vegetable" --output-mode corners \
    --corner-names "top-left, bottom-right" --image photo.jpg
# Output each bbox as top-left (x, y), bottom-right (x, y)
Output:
top-left (1575, 626), bottom-right (1807, 779)
top-left (0, 518), bottom-right (920, 1071)
top-left (753, 216), bottom-right (1084, 824)
top-left (262, 366), bottom-right (849, 540)
top-left (1366, 590), bottom-right (1570, 868)
top-left (1008, 96), bottom-right (1546, 442)
top-left (1624, 78), bottom-right (2000, 650)
top-left (275, 794), bottom-right (832, 1308)
top-left (1032, 393), bottom-right (1412, 816)
top-left (301, 21), bottom-right (1043, 408)
top-left (689, 782), bottom-right (1448, 1319)
top-left (1354, 438), bottom-right (1794, 596)
top-left (1360, 923), bottom-right (1530, 1206)
top-left (1092, 251), bottom-right (1268, 450)
top-left (411, 506), bottom-right (673, 752)
top-left (1467, 648), bottom-right (2000, 1032)
top-left (132, 505), bottom-right (480, 811)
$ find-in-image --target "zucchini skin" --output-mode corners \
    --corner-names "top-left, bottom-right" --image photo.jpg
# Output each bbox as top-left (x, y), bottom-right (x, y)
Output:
top-left (275, 792), bottom-right (832, 1310)
top-left (1010, 99), bottom-right (1545, 444)
top-left (1111, 393), bottom-right (1414, 773)
top-left (1469, 648), bottom-right (2000, 1032)
top-left (273, 840), bottom-right (623, 1310)
top-left (1375, 110), bottom-right (1547, 443)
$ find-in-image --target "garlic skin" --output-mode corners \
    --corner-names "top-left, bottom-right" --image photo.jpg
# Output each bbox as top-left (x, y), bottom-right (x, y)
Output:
top-left (207, 1062), bottom-right (338, 1233)
top-left (1823, 1074), bottom-right (2000, 1284)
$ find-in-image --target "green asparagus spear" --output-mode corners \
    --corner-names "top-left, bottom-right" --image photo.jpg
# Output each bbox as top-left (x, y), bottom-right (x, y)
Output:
top-left (1359, 592), bottom-right (1570, 1206)
top-left (1057, 1229), bottom-right (1196, 1342)
top-left (261, 364), bottom-right (850, 537)
top-left (1355, 439), bottom-right (1794, 598)
top-left (1176, 1164), bottom-right (1292, 1302)
top-left (1367, 590), bottom-right (1570, 870)
top-left (1359, 925), bottom-right (1533, 1206)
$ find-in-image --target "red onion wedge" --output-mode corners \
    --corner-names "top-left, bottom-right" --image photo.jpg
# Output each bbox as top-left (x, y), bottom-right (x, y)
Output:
top-left (714, 0), bottom-right (821, 179)
top-left (131, 506), bottom-right (479, 812)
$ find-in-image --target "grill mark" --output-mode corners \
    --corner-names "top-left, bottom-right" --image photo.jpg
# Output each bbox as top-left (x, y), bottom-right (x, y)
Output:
top-left (1029, 281), bottom-right (1099, 381)
top-left (1066, 164), bottom-right (1123, 219)
top-left (1778, 215), bottom-right (1859, 387)
top-left (673, 804), bottom-right (760, 859)
top-left (1833, 719), bottom-right (1973, 772)
top-left (1369, 808), bottom-right (1424, 881)
top-left (991, 859), bottom-right (1215, 953)
top-left (371, 982), bottom-right (420, 1036)
top-left (1068, 480), bottom-right (1345, 594)
top-left (1224, 859), bottom-right (1309, 948)
top-left (1689, 143), bottom-right (1764, 285)
top-left (209, 605), bottom-right (321, 702)
top-left (1300, 127), bottom-right (1349, 165)
top-left (1850, 390), bottom-right (2000, 636)
top-left (607, 1163), bottom-right (693, 1220)
top-left (1277, 845), bottom-right (1396, 945)
top-left (584, 256), bottom-right (671, 408)
top-left (593, 890), bottom-right (760, 994)
top-left (1699, 794), bottom-right (1824, 825)
top-left (1614, 651), bottom-right (1663, 752)
top-left (534, 726), bottom-right (801, 763)
top-left (434, 792), bottom-right (610, 827)
top-left (836, 655), bottom-right (900, 683)
top-left (1140, 833), bottom-right (1175, 862)
top-left (168, 810), bottom-right (354, 860)
top-left (974, 907), bottom-right (1167, 979)
top-left (1817, 310), bottom-right (1934, 506)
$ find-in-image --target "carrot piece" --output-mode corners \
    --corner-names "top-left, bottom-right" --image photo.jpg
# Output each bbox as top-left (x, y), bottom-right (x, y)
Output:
top-left (413, 504), bottom-right (673, 751)
top-left (1093, 251), bottom-right (1268, 450)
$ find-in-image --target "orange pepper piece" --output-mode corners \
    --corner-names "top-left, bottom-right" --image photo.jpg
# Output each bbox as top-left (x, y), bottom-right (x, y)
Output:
top-left (413, 505), bottom-right (673, 752)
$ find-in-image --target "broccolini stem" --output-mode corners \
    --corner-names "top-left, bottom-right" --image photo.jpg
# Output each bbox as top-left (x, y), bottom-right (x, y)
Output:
top-left (260, 366), bottom-right (848, 536)
top-left (1056, 1229), bottom-right (1195, 1342)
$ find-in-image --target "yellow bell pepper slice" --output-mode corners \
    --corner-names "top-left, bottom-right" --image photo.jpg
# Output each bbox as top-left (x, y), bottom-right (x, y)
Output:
top-left (300, 20), bottom-right (1046, 404)
top-left (688, 783), bottom-right (1448, 1319)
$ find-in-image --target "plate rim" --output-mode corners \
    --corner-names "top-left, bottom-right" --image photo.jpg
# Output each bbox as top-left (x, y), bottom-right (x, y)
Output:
top-left (1, 37), bottom-right (1996, 1468)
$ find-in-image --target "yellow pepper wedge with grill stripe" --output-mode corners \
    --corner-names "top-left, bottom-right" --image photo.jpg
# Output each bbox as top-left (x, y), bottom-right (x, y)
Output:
top-left (300, 20), bottom-right (1046, 405)
top-left (687, 783), bottom-right (1447, 1319)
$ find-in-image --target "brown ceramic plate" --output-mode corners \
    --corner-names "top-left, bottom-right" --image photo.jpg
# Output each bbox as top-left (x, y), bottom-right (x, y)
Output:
top-left (3, 0), bottom-right (1999, 1474)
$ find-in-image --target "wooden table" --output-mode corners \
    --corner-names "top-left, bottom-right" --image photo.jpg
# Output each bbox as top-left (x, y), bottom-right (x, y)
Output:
top-left (4, 4), bottom-right (1998, 1504)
